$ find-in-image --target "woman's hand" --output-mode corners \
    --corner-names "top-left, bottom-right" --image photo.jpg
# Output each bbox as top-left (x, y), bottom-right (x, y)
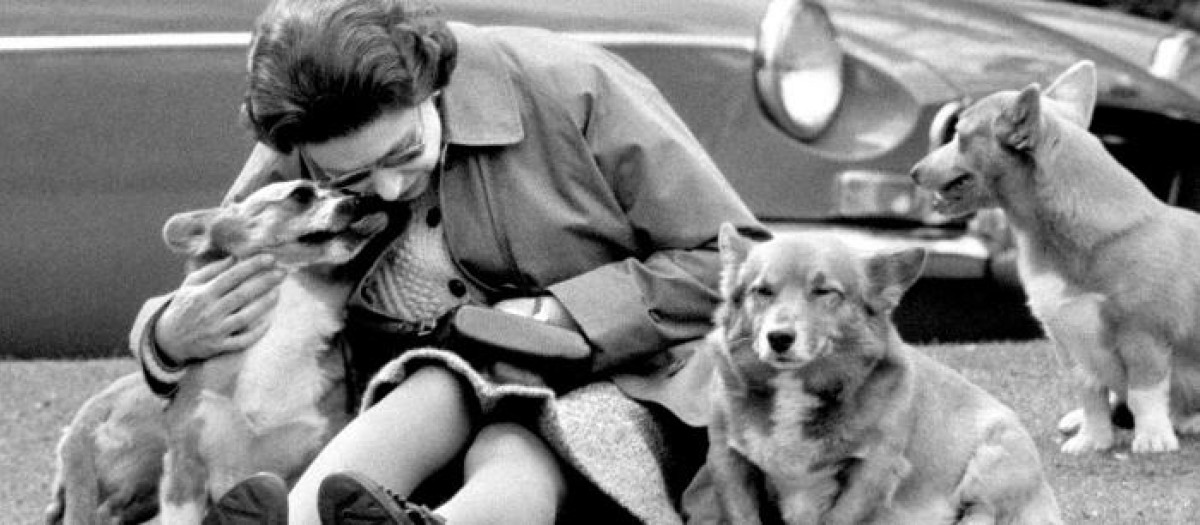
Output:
top-left (154, 255), bottom-right (286, 365)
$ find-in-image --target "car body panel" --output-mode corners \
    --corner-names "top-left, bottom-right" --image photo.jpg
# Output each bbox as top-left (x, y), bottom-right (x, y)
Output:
top-left (0, 42), bottom-right (252, 356)
top-left (993, 0), bottom-right (1200, 99)
top-left (999, 0), bottom-right (1172, 65)
top-left (3, 0), bottom-right (1199, 356)
top-left (824, 0), bottom-right (1200, 115)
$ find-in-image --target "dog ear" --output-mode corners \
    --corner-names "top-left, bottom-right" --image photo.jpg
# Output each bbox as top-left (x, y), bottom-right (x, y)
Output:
top-left (717, 222), bottom-right (764, 300)
top-left (1044, 60), bottom-right (1097, 128)
top-left (717, 222), bottom-right (758, 269)
top-left (995, 85), bottom-right (1042, 152)
top-left (864, 248), bottom-right (927, 313)
top-left (162, 209), bottom-right (217, 255)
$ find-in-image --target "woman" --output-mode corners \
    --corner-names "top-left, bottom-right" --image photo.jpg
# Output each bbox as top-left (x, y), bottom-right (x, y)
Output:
top-left (130, 0), bottom-right (761, 523)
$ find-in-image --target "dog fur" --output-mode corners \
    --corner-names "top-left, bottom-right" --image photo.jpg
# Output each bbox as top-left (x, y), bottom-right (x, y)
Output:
top-left (705, 223), bottom-right (1060, 524)
top-left (45, 374), bottom-right (167, 524)
top-left (45, 180), bottom-right (387, 524)
top-left (910, 61), bottom-right (1200, 454)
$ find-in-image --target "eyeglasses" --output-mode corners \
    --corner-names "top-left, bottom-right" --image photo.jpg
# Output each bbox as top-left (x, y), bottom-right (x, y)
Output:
top-left (303, 103), bottom-right (428, 190)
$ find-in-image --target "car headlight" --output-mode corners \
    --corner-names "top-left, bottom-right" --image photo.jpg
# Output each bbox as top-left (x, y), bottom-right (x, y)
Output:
top-left (755, 0), bottom-right (845, 141)
top-left (1150, 29), bottom-right (1200, 99)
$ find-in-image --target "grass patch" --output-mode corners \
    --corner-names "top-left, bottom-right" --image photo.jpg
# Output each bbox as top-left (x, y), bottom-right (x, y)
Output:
top-left (3, 341), bottom-right (1199, 523)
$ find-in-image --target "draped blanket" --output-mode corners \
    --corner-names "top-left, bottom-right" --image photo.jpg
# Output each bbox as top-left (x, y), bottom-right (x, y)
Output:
top-left (363, 348), bottom-right (704, 524)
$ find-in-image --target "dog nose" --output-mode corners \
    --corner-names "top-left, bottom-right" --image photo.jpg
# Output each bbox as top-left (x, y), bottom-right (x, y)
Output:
top-left (338, 195), bottom-right (385, 216)
top-left (766, 330), bottom-right (795, 353)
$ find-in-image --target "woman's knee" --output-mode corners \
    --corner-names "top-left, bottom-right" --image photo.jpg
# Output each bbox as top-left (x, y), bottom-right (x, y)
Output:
top-left (464, 423), bottom-right (566, 494)
top-left (374, 365), bottom-right (472, 415)
top-left (307, 366), bottom-right (476, 494)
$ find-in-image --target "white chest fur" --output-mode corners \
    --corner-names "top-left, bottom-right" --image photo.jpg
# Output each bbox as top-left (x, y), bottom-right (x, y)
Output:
top-left (233, 273), bottom-right (346, 427)
top-left (732, 375), bottom-right (839, 512)
top-left (1015, 231), bottom-right (1111, 376)
top-left (1015, 232), bottom-right (1104, 317)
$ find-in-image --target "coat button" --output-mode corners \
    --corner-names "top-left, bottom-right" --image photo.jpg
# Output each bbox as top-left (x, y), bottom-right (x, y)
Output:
top-left (448, 279), bottom-right (467, 297)
top-left (426, 207), bottom-right (442, 228)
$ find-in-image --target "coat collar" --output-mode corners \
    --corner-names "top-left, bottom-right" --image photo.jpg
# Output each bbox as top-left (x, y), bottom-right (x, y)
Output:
top-left (441, 23), bottom-right (525, 147)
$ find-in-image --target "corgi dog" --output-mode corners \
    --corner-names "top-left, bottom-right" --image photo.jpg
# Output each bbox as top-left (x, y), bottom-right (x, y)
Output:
top-left (705, 223), bottom-right (1060, 524)
top-left (45, 180), bottom-right (388, 524)
top-left (911, 60), bottom-right (1200, 454)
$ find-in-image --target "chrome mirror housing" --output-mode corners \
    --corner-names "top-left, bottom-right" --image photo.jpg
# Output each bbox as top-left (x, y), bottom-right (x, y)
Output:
top-left (754, 0), bottom-right (845, 141)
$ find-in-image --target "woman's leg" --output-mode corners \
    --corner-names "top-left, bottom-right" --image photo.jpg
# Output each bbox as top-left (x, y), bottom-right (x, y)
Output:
top-left (435, 422), bottom-right (567, 525)
top-left (289, 366), bottom-right (475, 525)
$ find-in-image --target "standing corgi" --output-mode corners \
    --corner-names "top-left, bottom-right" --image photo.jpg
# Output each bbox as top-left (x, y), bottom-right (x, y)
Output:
top-left (911, 61), bottom-right (1200, 454)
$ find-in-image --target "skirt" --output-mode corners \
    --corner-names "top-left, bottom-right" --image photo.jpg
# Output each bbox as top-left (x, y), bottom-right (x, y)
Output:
top-left (360, 347), bottom-right (706, 524)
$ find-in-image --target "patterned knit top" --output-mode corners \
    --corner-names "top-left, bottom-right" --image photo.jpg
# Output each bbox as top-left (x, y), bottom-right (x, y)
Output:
top-left (358, 177), bottom-right (486, 324)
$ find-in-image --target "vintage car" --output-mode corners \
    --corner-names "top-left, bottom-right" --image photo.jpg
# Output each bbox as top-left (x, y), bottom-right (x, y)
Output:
top-left (3, 0), bottom-right (1200, 358)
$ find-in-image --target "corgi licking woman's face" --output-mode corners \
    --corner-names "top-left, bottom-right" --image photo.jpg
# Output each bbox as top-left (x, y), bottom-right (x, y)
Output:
top-left (162, 180), bottom-right (389, 269)
top-left (714, 224), bottom-right (925, 382)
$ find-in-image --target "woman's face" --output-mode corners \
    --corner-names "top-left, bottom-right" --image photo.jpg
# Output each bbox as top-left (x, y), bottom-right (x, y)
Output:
top-left (302, 97), bottom-right (442, 201)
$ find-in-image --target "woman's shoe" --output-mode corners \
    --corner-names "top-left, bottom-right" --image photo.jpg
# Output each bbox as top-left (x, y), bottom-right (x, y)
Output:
top-left (317, 471), bottom-right (445, 525)
top-left (202, 471), bottom-right (289, 525)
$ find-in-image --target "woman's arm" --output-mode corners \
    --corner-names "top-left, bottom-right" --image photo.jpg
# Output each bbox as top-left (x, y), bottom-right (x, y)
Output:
top-left (128, 144), bottom-right (298, 397)
top-left (544, 44), bottom-right (763, 374)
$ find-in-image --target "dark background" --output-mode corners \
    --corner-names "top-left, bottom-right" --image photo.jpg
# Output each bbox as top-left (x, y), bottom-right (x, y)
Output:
top-left (1060, 0), bottom-right (1200, 29)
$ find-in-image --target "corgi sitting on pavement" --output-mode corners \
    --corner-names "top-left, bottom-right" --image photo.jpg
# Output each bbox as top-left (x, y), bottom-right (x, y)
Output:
top-left (45, 180), bottom-right (388, 524)
top-left (704, 223), bottom-right (1060, 524)
top-left (911, 60), bottom-right (1200, 454)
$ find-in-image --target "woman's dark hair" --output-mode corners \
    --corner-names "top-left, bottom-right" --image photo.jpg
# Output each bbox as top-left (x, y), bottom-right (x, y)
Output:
top-left (243, 0), bottom-right (457, 153)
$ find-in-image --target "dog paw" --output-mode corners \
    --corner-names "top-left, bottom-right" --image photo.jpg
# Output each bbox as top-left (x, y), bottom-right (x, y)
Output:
top-left (1056, 409), bottom-right (1083, 434)
top-left (1060, 431), bottom-right (1113, 454)
top-left (1131, 428), bottom-right (1179, 453)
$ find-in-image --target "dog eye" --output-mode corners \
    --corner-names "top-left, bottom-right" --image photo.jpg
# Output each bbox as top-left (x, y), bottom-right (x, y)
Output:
top-left (750, 285), bottom-right (774, 299)
top-left (288, 185), bottom-right (316, 206)
top-left (812, 286), bottom-right (843, 300)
